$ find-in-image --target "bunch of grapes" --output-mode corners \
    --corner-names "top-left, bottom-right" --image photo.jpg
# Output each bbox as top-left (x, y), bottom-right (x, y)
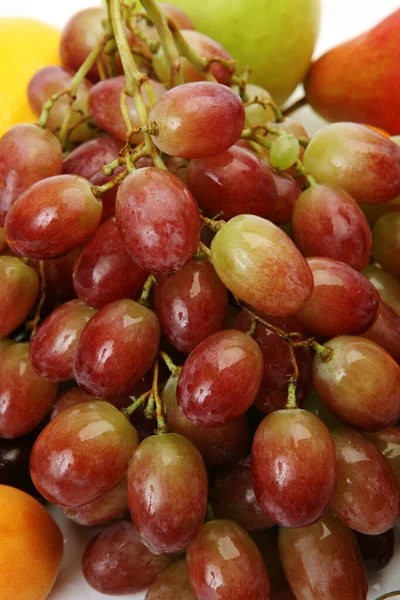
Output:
top-left (1, 1), bottom-right (400, 599)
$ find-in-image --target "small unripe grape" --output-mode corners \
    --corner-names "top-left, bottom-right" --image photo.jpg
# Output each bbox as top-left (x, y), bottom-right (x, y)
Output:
top-left (269, 134), bottom-right (300, 170)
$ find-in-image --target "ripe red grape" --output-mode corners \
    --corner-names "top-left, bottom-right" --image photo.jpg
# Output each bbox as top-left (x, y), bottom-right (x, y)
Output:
top-left (149, 82), bottom-right (245, 158)
top-left (313, 335), bottom-right (400, 430)
top-left (5, 175), bottom-right (102, 259)
top-left (89, 165), bottom-right (125, 224)
top-left (292, 185), bottom-right (372, 270)
top-left (0, 256), bottom-right (39, 337)
top-left (267, 168), bottom-right (301, 226)
top-left (362, 301), bottom-right (400, 360)
top-left (82, 520), bottom-right (173, 594)
top-left (186, 519), bottom-right (271, 600)
top-left (355, 529), bottom-right (395, 574)
top-left (0, 343), bottom-right (57, 438)
top-left (363, 264), bottom-right (400, 316)
top-left (127, 433), bottom-right (208, 554)
top-left (372, 212), bottom-right (400, 279)
top-left (50, 387), bottom-right (129, 421)
top-left (30, 400), bottom-right (139, 507)
top-left (63, 477), bottom-right (128, 526)
top-left (210, 214), bottom-right (314, 316)
top-left (145, 560), bottom-right (195, 600)
top-left (177, 329), bottom-right (263, 426)
top-left (153, 259), bottom-right (228, 354)
top-left (330, 426), bottom-right (399, 535)
top-left (252, 529), bottom-right (295, 600)
top-left (30, 299), bottom-right (96, 382)
top-left (186, 145), bottom-right (277, 221)
top-left (41, 249), bottom-right (80, 308)
top-left (303, 123), bottom-right (400, 204)
top-left (73, 299), bottom-right (160, 398)
top-left (278, 512), bottom-right (368, 599)
top-left (0, 124), bottom-right (63, 227)
top-left (252, 409), bottom-right (337, 528)
top-left (296, 258), bottom-right (380, 337)
top-left (116, 168), bottom-right (200, 273)
top-left (73, 218), bottom-right (149, 308)
top-left (363, 427), bottom-right (400, 489)
top-left (63, 136), bottom-right (123, 180)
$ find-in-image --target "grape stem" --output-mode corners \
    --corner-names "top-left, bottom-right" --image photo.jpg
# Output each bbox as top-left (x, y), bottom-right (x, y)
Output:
top-left (159, 350), bottom-right (182, 378)
top-left (151, 360), bottom-right (168, 434)
top-left (282, 95), bottom-right (308, 117)
top-left (91, 167), bottom-right (128, 196)
top-left (122, 390), bottom-right (152, 417)
top-left (200, 215), bottom-right (226, 233)
top-left (246, 318), bottom-right (257, 337)
top-left (198, 241), bottom-right (211, 258)
top-left (286, 380), bottom-right (298, 410)
top-left (138, 274), bottom-right (156, 307)
top-left (374, 593), bottom-right (400, 600)
top-left (292, 339), bottom-right (333, 361)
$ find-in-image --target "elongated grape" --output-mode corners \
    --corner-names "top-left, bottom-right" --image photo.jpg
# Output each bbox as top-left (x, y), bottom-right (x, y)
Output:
top-left (267, 168), bottom-right (301, 225)
top-left (362, 301), bottom-right (400, 360)
top-left (210, 214), bottom-right (314, 316)
top-left (0, 343), bottom-right (57, 438)
top-left (354, 529), bottom-right (395, 574)
top-left (177, 329), bottom-right (263, 425)
top-left (149, 82), bottom-right (245, 158)
top-left (63, 136), bottom-right (123, 180)
top-left (303, 123), bottom-right (400, 204)
top-left (269, 133), bottom-right (300, 170)
top-left (73, 218), bottom-right (149, 308)
top-left (30, 401), bottom-right (139, 507)
top-left (145, 560), bottom-right (195, 600)
top-left (372, 212), bottom-right (400, 279)
top-left (5, 175), bottom-right (102, 259)
top-left (278, 512), bottom-right (368, 600)
top-left (74, 299), bottom-right (160, 398)
top-left (330, 427), bottom-right (399, 535)
top-left (30, 299), bottom-right (96, 382)
top-left (0, 256), bottom-right (39, 337)
top-left (313, 336), bottom-right (400, 430)
top-left (127, 433), bottom-right (208, 554)
top-left (0, 124), bottom-right (63, 226)
top-left (292, 185), bottom-right (372, 270)
top-left (63, 477), bottom-right (128, 526)
top-left (252, 409), bottom-right (337, 527)
top-left (296, 258), bottom-right (380, 337)
top-left (186, 520), bottom-right (271, 600)
top-left (363, 264), bottom-right (400, 316)
top-left (116, 168), bottom-right (200, 273)
top-left (186, 145), bottom-right (277, 221)
top-left (363, 427), bottom-right (400, 489)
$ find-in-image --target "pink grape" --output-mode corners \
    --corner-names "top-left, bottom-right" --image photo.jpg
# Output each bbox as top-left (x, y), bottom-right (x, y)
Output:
top-left (363, 264), bottom-right (400, 316)
top-left (363, 426), bottom-right (400, 490)
top-left (63, 477), bottom-right (128, 526)
top-left (50, 387), bottom-right (130, 421)
top-left (0, 256), bottom-right (39, 337)
top-left (63, 136), bottom-right (123, 180)
top-left (362, 301), bottom-right (400, 361)
top-left (145, 560), bottom-right (195, 600)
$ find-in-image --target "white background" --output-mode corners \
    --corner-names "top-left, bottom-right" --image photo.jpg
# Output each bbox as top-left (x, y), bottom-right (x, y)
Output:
top-left (2, 0), bottom-right (400, 598)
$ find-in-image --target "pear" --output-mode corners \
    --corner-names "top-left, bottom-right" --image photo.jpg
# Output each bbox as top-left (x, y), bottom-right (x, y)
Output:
top-left (305, 8), bottom-right (400, 134)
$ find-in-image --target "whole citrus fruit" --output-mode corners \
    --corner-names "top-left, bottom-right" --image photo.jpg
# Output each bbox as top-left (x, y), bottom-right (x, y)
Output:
top-left (0, 18), bottom-right (60, 138)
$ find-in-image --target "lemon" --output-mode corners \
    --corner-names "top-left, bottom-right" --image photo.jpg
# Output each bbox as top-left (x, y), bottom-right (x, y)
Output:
top-left (0, 18), bottom-right (61, 138)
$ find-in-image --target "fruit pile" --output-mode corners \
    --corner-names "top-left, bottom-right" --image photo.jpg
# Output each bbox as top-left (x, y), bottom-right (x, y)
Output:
top-left (0, 1), bottom-right (400, 599)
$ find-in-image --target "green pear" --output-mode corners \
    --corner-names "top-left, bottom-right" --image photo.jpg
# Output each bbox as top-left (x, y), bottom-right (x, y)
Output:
top-left (163, 0), bottom-right (320, 105)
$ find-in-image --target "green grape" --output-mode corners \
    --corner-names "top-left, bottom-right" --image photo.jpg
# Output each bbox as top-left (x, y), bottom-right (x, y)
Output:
top-left (269, 134), bottom-right (300, 170)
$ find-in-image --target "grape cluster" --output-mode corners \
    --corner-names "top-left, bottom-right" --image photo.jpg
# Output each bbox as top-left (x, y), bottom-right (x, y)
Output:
top-left (1, 1), bottom-right (400, 599)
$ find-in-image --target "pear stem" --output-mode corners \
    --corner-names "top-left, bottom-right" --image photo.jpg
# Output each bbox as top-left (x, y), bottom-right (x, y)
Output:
top-left (282, 95), bottom-right (308, 116)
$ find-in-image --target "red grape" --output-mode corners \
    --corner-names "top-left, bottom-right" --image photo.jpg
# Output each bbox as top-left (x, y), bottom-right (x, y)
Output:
top-left (63, 136), bottom-right (123, 180)
top-left (252, 529), bottom-right (295, 600)
top-left (0, 433), bottom-right (41, 499)
top-left (363, 264), bottom-right (400, 316)
top-left (30, 400), bottom-right (139, 507)
top-left (177, 329), bottom-right (263, 426)
top-left (212, 456), bottom-right (275, 532)
top-left (278, 512), bottom-right (368, 599)
top-left (89, 165), bottom-right (125, 224)
top-left (354, 529), bottom-right (395, 574)
top-left (145, 560), bottom-right (195, 600)
top-left (5, 175), bottom-right (102, 259)
top-left (74, 299), bottom-right (160, 398)
top-left (362, 301), bottom-right (400, 361)
top-left (160, 3), bottom-right (194, 29)
top-left (0, 343), bottom-right (58, 438)
top-left (82, 520), bottom-right (173, 594)
top-left (267, 169), bottom-right (301, 226)
top-left (252, 409), bottom-right (337, 527)
top-left (153, 258), bottom-right (228, 354)
top-left (186, 519), bottom-right (271, 600)
top-left (28, 66), bottom-right (94, 143)
top-left (330, 426), bottom-right (399, 535)
top-left (88, 76), bottom-right (165, 142)
top-left (0, 256), bottom-right (39, 337)
top-left (50, 387), bottom-right (129, 420)
top-left (127, 433), bottom-right (208, 554)
top-left (42, 249), bottom-right (80, 307)
top-left (116, 168), bottom-right (200, 273)
top-left (186, 145), bottom-right (277, 221)
top-left (210, 214), bottom-right (314, 317)
top-left (63, 477), bottom-right (128, 526)
top-left (296, 258), bottom-right (380, 337)
top-left (162, 374), bottom-right (248, 468)
top-left (372, 212), bottom-right (400, 279)
top-left (292, 185), bottom-right (372, 270)
top-left (149, 82), bottom-right (245, 158)
top-left (313, 335), bottom-right (400, 430)
top-left (30, 299), bottom-right (96, 382)
top-left (234, 310), bottom-right (312, 414)
top-left (0, 124), bottom-right (63, 227)
top-left (73, 218), bottom-right (149, 308)
top-left (303, 123), bottom-right (400, 204)
top-left (363, 427), bottom-right (400, 489)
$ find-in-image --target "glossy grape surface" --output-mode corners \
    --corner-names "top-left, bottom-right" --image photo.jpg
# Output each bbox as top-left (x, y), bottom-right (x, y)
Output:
top-left (0, 256), bottom-right (39, 337)
top-left (177, 329), bottom-right (263, 425)
top-left (278, 512), bottom-right (368, 600)
top-left (63, 136), bottom-right (123, 180)
top-left (186, 519), bottom-right (271, 600)
top-left (269, 134), bottom-right (300, 170)
top-left (127, 433), bottom-right (208, 554)
top-left (5, 175), bottom-right (102, 259)
top-left (116, 168), bottom-right (200, 273)
top-left (363, 426), bottom-right (400, 489)
top-left (330, 427), bottom-right (399, 534)
top-left (296, 258), bottom-right (380, 337)
top-left (372, 212), bottom-right (400, 279)
top-left (362, 301), bottom-right (400, 360)
top-left (63, 477), bottom-right (128, 526)
top-left (74, 299), bottom-right (160, 398)
top-left (210, 214), bottom-right (314, 316)
top-left (313, 336), bottom-right (400, 430)
top-left (186, 145), bottom-right (277, 221)
top-left (149, 82), bottom-right (245, 158)
top-left (145, 560), bottom-right (195, 600)
top-left (30, 401), bottom-right (139, 507)
top-left (73, 218), bottom-right (149, 308)
top-left (50, 387), bottom-right (129, 421)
